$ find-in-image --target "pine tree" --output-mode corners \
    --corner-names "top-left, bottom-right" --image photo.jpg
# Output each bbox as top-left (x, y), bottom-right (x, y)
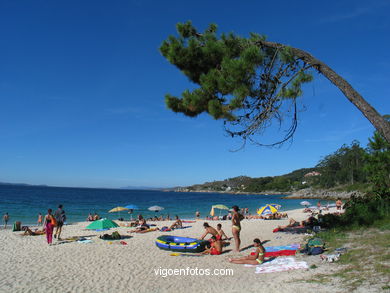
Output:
top-left (160, 22), bottom-right (390, 147)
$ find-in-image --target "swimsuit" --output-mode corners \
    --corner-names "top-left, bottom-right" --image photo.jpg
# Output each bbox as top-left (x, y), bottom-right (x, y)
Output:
top-left (232, 225), bottom-right (241, 231)
top-left (210, 247), bottom-right (221, 255)
top-left (256, 252), bottom-right (264, 264)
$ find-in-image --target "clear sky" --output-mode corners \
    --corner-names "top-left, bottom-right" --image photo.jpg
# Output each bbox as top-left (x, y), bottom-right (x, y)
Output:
top-left (1, 0), bottom-right (389, 188)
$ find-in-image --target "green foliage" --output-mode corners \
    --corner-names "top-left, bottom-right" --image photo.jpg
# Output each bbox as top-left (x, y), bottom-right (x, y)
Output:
top-left (161, 21), bottom-right (314, 144)
top-left (316, 141), bottom-right (367, 188)
top-left (319, 194), bottom-right (390, 229)
top-left (365, 120), bottom-right (390, 194)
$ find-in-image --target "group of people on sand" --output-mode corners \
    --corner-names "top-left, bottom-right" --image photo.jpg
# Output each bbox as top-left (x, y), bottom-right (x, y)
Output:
top-left (41, 204), bottom-right (66, 245)
top-left (197, 206), bottom-right (266, 265)
top-left (196, 205), bottom-right (243, 255)
top-left (86, 213), bottom-right (101, 221)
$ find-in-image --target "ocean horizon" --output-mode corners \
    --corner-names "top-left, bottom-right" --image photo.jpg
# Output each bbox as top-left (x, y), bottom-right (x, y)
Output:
top-left (0, 184), bottom-right (319, 226)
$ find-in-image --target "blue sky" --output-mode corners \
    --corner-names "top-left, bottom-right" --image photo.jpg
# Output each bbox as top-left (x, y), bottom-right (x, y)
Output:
top-left (0, 0), bottom-right (389, 188)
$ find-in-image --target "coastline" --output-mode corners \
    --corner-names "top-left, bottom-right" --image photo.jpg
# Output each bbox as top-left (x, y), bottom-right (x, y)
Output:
top-left (174, 188), bottom-right (364, 200)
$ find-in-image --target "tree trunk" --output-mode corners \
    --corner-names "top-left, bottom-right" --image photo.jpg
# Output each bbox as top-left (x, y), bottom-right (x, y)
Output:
top-left (256, 40), bottom-right (390, 143)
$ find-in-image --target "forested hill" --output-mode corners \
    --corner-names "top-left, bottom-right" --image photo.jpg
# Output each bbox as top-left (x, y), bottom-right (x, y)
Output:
top-left (177, 128), bottom-right (390, 195)
top-left (176, 167), bottom-right (318, 193)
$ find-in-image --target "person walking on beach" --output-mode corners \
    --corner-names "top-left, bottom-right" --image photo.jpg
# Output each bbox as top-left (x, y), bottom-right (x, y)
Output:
top-left (44, 209), bottom-right (55, 245)
top-left (54, 204), bottom-right (66, 240)
top-left (37, 213), bottom-right (43, 226)
top-left (3, 213), bottom-right (9, 229)
top-left (231, 205), bottom-right (243, 252)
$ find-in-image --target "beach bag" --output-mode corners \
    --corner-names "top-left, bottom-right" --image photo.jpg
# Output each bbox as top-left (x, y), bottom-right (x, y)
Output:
top-left (13, 221), bottom-right (21, 232)
top-left (51, 216), bottom-right (57, 227)
top-left (111, 231), bottom-right (121, 240)
top-left (301, 237), bottom-right (325, 255)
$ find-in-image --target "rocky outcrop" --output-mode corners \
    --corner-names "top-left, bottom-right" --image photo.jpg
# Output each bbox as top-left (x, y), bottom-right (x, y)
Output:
top-left (284, 188), bottom-right (365, 200)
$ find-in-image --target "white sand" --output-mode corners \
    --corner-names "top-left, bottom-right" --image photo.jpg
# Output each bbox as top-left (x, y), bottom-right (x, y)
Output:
top-left (0, 208), bottom-right (348, 293)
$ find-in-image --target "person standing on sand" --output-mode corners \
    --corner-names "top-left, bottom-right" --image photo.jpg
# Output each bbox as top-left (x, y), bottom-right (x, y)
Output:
top-left (54, 204), bottom-right (66, 240)
top-left (3, 213), bottom-right (9, 229)
top-left (37, 213), bottom-right (43, 226)
top-left (43, 209), bottom-right (54, 245)
top-left (231, 205), bottom-right (243, 252)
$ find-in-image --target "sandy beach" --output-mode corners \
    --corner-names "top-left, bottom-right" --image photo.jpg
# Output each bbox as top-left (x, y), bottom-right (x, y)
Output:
top-left (0, 208), bottom-right (354, 293)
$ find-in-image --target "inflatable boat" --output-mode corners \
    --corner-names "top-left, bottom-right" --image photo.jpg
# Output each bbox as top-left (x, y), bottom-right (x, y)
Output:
top-left (155, 235), bottom-right (207, 253)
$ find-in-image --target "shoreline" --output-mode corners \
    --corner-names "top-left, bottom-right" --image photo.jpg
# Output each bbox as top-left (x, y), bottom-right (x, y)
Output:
top-left (174, 188), bottom-right (364, 200)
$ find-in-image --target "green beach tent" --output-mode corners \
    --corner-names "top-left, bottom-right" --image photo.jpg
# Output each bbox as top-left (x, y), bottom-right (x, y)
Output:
top-left (86, 218), bottom-right (119, 230)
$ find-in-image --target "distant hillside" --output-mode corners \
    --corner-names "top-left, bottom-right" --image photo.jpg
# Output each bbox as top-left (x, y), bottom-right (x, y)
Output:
top-left (176, 167), bottom-right (319, 193)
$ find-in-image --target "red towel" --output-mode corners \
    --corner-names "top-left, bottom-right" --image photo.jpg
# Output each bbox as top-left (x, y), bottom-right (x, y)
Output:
top-left (265, 250), bottom-right (297, 257)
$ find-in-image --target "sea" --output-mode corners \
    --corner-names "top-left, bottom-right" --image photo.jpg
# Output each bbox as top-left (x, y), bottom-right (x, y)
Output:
top-left (0, 185), bottom-right (318, 226)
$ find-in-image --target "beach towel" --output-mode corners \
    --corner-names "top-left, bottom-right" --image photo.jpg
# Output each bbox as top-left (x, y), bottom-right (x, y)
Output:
top-left (245, 257), bottom-right (308, 274)
top-left (263, 244), bottom-right (299, 257)
top-left (77, 239), bottom-right (92, 244)
top-left (264, 244), bottom-right (300, 252)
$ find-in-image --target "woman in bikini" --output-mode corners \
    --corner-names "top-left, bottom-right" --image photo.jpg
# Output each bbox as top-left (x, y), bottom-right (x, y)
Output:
top-left (231, 205), bottom-right (243, 252)
top-left (228, 238), bottom-right (265, 265)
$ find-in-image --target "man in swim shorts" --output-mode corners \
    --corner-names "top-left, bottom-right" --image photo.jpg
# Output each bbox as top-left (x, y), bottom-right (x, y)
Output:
top-left (54, 204), bottom-right (66, 240)
top-left (199, 222), bottom-right (218, 241)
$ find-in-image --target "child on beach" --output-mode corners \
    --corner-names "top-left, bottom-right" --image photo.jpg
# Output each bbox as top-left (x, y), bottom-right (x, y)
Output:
top-left (216, 223), bottom-right (228, 240)
top-left (201, 236), bottom-right (223, 255)
top-left (228, 238), bottom-right (265, 265)
top-left (37, 213), bottom-right (43, 226)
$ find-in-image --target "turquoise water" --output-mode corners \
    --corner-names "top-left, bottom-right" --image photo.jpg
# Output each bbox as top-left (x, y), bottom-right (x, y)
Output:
top-left (0, 185), bottom-right (310, 225)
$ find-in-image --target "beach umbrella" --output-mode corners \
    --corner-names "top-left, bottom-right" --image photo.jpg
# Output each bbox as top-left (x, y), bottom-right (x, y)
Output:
top-left (257, 204), bottom-right (279, 215)
top-left (148, 205), bottom-right (164, 212)
top-left (269, 203), bottom-right (282, 209)
top-left (300, 201), bottom-right (311, 207)
top-left (125, 204), bottom-right (139, 220)
top-left (108, 206), bottom-right (129, 213)
top-left (212, 204), bottom-right (229, 210)
top-left (125, 204), bottom-right (139, 210)
top-left (108, 206), bottom-right (129, 219)
top-left (86, 218), bottom-right (119, 230)
top-left (210, 204), bottom-right (229, 217)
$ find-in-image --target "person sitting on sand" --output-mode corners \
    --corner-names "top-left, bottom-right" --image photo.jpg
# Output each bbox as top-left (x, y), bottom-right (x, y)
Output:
top-left (201, 236), bottom-right (223, 255)
top-left (216, 223), bottom-right (228, 240)
top-left (93, 213), bottom-right (100, 221)
top-left (87, 213), bottom-right (94, 221)
top-left (200, 222), bottom-right (219, 240)
top-left (228, 238), bottom-right (265, 265)
top-left (169, 215), bottom-right (183, 230)
top-left (138, 218), bottom-right (149, 230)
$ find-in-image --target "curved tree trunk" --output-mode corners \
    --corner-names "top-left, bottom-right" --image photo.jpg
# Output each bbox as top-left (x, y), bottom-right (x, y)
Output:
top-left (257, 40), bottom-right (390, 143)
